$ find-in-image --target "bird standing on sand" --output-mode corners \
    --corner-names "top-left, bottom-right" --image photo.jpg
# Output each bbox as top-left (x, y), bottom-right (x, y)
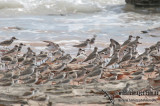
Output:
top-left (3, 45), bottom-right (19, 55)
top-left (84, 66), bottom-right (103, 86)
top-left (44, 41), bottom-right (60, 52)
top-left (70, 51), bottom-right (87, 64)
top-left (73, 39), bottom-right (90, 49)
top-left (0, 37), bottom-right (18, 48)
top-left (52, 48), bottom-right (64, 59)
top-left (18, 43), bottom-right (26, 52)
top-left (132, 75), bottom-right (143, 80)
top-left (144, 65), bottom-right (155, 78)
top-left (137, 48), bottom-right (150, 59)
top-left (118, 48), bottom-right (132, 64)
top-left (22, 89), bottom-right (38, 98)
top-left (106, 49), bottom-right (119, 68)
top-left (20, 64), bottom-right (36, 76)
top-left (23, 71), bottom-right (39, 85)
top-left (52, 63), bottom-right (67, 72)
top-left (121, 35), bottom-right (133, 47)
top-left (50, 72), bottom-right (66, 83)
top-left (131, 69), bottom-right (144, 76)
top-left (55, 54), bottom-right (72, 63)
top-left (89, 35), bottom-right (97, 48)
top-left (83, 47), bottom-right (98, 62)
top-left (121, 83), bottom-right (130, 92)
top-left (149, 41), bottom-right (160, 52)
top-left (76, 48), bottom-right (85, 56)
top-left (32, 95), bottom-right (49, 105)
top-left (110, 39), bottom-right (121, 50)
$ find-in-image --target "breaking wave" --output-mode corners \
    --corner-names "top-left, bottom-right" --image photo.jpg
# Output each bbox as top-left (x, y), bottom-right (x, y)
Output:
top-left (0, 0), bottom-right (124, 15)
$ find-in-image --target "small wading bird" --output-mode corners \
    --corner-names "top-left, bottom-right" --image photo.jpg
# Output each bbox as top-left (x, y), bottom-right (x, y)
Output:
top-left (0, 37), bottom-right (18, 49)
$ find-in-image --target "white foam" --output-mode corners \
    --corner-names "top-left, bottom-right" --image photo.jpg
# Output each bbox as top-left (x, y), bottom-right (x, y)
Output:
top-left (0, 0), bottom-right (125, 15)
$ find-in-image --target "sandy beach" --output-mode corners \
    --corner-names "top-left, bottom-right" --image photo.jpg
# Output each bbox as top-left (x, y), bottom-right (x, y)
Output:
top-left (0, 0), bottom-right (160, 106)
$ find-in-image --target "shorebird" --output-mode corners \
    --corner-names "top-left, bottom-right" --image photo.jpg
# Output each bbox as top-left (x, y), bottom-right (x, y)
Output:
top-left (121, 35), bottom-right (133, 47)
top-left (0, 71), bottom-right (14, 81)
top-left (22, 89), bottom-right (38, 98)
top-left (54, 54), bottom-right (72, 63)
top-left (118, 48), bottom-right (132, 65)
top-left (106, 49), bottom-right (119, 68)
top-left (17, 43), bottom-right (26, 54)
top-left (20, 64), bottom-right (36, 76)
top-left (98, 47), bottom-right (110, 54)
top-left (22, 57), bottom-right (36, 66)
top-left (0, 78), bottom-right (15, 92)
top-left (36, 63), bottom-right (51, 74)
top-left (89, 34), bottom-right (97, 48)
top-left (36, 51), bottom-right (48, 64)
top-left (132, 75), bottom-right (143, 80)
top-left (1, 55), bottom-right (13, 69)
top-left (110, 39), bottom-right (121, 50)
top-left (0, 37), bottom-right (18, 48)
top-left (52, 48), bottom-right (64, 59)
top-left (26, 47), bottom-right (35, 58)
top-left (32, 95), bottom-right (49, 105)
top-left (137, 48), bottom-right (150, 59)
top-left (70, 51), bottom-right (87, 64)
top-left (52, 63), bottom-right (67, 72)
top-left (144, 65), bottom-right (155, 78)
top-left (121, 83), bottom-right (130, 92)
top-left (76, 48), bottom-right (85, 56)
top-left (83, 47), bottom-right (98, 62)
top-left (108, 74), bottom-right (118, 81)
top-left (3, 45), bottom-right (19, 55)
top-left (23, 71), bottom-right (39, 85)
top-left (49, 72), bottom-right (66, 84)
top-left (17, 54), bottom-right (27, 64)
top-left (131, 69), bottom-right (144, 76)
top-left (129, 57), bottom-right (143, 68)
top-left (44, 41), bottom-right (60, 52)
top-left (73, 39), bottom-right (90, 49)
top-left (130, 51), bottom-right (138, 60)
top-left (98, 47), bottom-right (110, 62)
top-left (74, 68), bottom-right (87, 84)
top-left (9, 56), bottom-right (18, 69)
top-left (56, 77), bottom-right (73, 86)
top-left (84, 66), bottom-right (103, 85)
top-left (149, 41), bottom-right (160, 52)
top-left (141, 53), bottom-right (151, 66)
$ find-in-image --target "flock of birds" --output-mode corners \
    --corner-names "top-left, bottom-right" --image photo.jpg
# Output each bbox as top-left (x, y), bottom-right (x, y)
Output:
top-left (0, 35), bottom-right (160, 105)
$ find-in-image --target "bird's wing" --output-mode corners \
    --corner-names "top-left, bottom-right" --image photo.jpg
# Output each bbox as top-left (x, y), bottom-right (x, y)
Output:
top-left (43, 41), bottom-right (57, 46)
top-left (107, 57), bottom-right (118, 66)
top-left (23, 92), bottom-right (32, 96)
top-left (0, 40), bottom-right (10, 45)
top-left (73, 42), bottom-right (86, 47)
top-left (121, 54), bottom-right (131, 62)
top-left (98, 48), bottom-right (108, 53)
top-left (87, 69), bottom-right (101, 77)
top-left (84, 53), bottom-right (96, 62)
top-left (122, 40), bottom-right (129, 46)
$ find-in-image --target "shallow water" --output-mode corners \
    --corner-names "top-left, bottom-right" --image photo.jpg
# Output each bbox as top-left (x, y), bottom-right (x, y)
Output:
top-left (0, 0), bottom-right (160, 54)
